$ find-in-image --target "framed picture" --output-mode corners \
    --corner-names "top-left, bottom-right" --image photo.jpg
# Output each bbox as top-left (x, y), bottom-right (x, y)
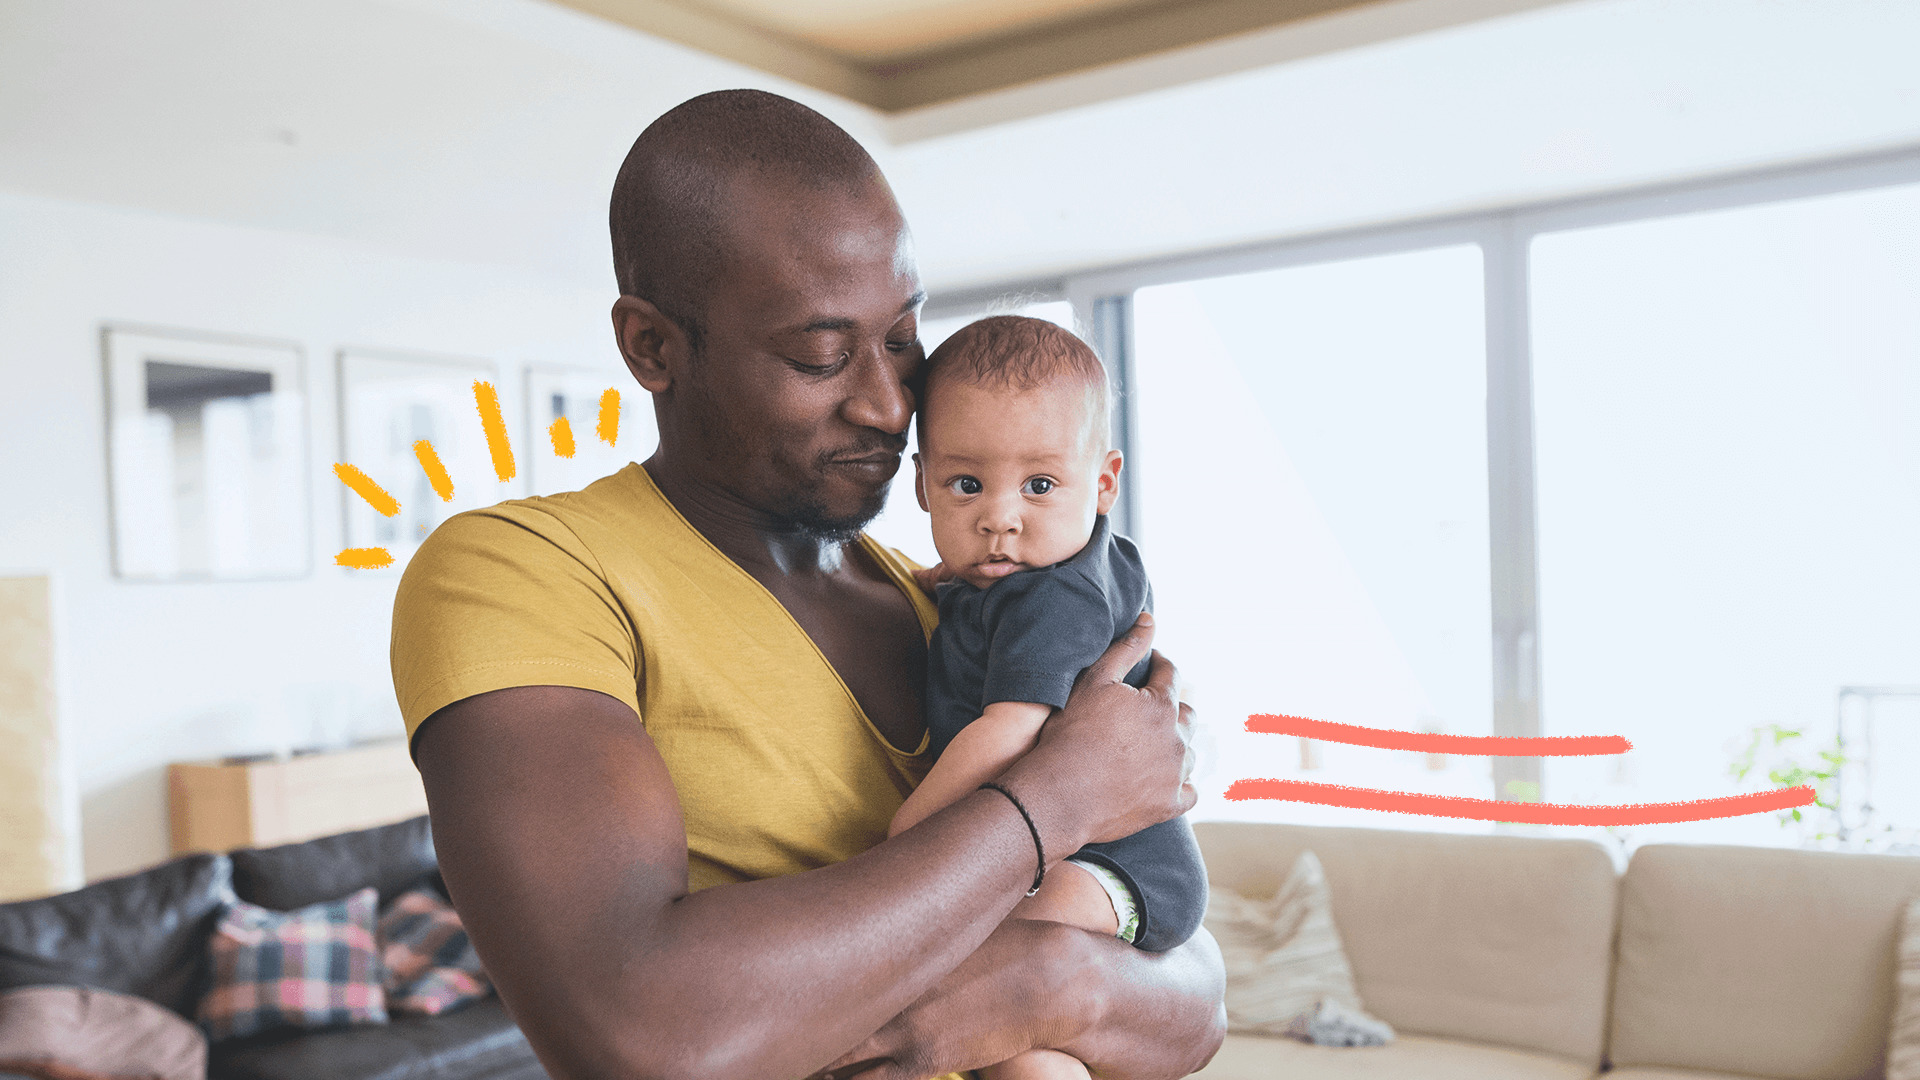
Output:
top-left (103, 326), bottom-right (310, 581)
top-left (336, 349), bottom-right (506, 567)
top-left (524, 365), bottom-right (656, 497)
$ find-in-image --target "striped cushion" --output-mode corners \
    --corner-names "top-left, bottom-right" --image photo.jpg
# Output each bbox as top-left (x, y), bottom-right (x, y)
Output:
top-left (377, 888), bottom-right (492, 1016)
top-left (1204, 849), bottom-right (1392, 1044)
top-left (197, 887), bottom-right (385, 1041)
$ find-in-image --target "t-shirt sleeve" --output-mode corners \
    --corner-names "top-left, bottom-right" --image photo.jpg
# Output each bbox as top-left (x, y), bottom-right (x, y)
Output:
top-left (390, 504), bottom-right (641, 743)
top-left (979, 569), bottom-right (1118, 710)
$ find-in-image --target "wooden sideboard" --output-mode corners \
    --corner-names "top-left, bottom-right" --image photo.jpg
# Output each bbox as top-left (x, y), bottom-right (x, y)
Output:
top-left (168, 739), bottom-right (428, 854)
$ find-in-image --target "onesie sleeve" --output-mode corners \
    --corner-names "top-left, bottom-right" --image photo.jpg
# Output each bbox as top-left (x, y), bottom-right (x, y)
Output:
top-left (391, 504), bottom-right (641, 745)
top-left (1074, 816), bottom-right (1210, 953)
top-left (978, 569), bottom-right (1118, 710)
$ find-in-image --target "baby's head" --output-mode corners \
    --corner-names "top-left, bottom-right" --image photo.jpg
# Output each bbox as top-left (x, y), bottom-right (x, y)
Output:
top-left (914, 315), bottom-right (1122, 589)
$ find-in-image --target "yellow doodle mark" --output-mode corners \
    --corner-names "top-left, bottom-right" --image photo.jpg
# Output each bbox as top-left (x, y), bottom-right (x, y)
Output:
top-left (333, 463), bottom-right (399, 517)
top-left (335, 547), bottom-right (395, 569)
top-left (414, 440), bottom-right (454, 501)
top-left (473, 380), bottom-right (516, 482)
top-left (596, 388), bottom-right (620, 446)
top-left (335, 384), bottom-right (623, 567)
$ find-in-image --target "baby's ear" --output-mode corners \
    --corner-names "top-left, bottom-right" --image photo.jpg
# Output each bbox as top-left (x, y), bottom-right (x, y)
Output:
top-left (913, 453), bottom-right (930, 512)
top-left (1095, 449), bottom-right (1123, 515)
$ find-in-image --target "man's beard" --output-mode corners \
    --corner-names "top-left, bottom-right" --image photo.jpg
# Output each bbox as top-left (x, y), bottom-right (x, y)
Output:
top-left (683, 373), bottom-right (900, 545)
top-left (766, 472), bottom-right (893, 545)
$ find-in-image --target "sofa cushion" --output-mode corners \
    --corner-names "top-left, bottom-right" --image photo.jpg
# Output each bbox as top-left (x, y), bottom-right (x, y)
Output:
top-left (1604, 1071), bottom-right (1773, 1080)
top-left (0, 985), bottom-right (207, 1080)
top-left (378, 889), bottom-right (491, 1017)
top-left (1605, 1060), bottom-right (1766, 1068)
top-left (1194, 822), bottom-right (1616, 1067)
top-left (199, 887), bottom-right (386, 1041)
top-left (230, 817), bottom-right (435, 912)
top-left (1891, 896), bottom-right (1920, 1080)
top-left (1609, 844), bottom-right (1920, 1080)
top-left (1189, 1031), bottom-right (1594, 1080)
top-left (0, 853), bottom-right (232, 1017)
top-left (207, 998), bottom-right (541, 1080)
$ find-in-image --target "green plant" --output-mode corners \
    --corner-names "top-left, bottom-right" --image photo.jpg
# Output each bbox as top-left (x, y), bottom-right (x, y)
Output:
top-left (1491, 779), bottom-right (1542, 827)
top-left (1728, 723), bottom-right (1844, 837)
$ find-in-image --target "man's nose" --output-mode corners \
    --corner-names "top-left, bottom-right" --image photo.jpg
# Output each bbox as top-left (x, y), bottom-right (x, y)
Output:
top-left (840, 346), bottom-right (912, 435)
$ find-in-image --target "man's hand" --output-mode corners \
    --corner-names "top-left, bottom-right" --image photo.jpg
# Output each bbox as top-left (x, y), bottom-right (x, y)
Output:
top-left (820, 920), bottom-right (1227, 1080)
top-left (1003, 614), bottom-right (1197, 857)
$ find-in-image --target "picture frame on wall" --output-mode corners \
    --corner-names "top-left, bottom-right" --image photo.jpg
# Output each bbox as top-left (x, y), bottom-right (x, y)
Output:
top-left (336, 348), bottom-right (505, 568)
top-left (524, 364), bottom-right (657, 497)
top-left (103, 325), bottom-right (310, 581)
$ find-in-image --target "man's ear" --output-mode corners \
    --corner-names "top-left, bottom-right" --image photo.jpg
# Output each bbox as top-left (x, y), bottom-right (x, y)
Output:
top-left (1095, 449), bottom-right (1123, 516)
top-left (612, 296), bottom-right (688, 394)
top-left (913, 452), bottom-right (930, 513)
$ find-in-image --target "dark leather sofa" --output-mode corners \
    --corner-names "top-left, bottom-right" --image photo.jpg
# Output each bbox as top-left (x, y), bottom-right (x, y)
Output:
top-left (0, 817), bottom-right (546, 1080)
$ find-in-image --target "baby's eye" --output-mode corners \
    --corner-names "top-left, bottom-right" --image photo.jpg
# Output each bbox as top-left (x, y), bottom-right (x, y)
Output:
top-left (949, 476), bottom-right (983, 496)
top-left (1022, 477), bottom-right (1055, 496)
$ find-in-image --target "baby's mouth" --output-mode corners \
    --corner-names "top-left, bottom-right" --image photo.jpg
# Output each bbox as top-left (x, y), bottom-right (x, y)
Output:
top-left (973, 555), bottom-right (1022, 578)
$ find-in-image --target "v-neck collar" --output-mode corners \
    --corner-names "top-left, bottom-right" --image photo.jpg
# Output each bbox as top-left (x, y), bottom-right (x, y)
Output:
top-left (625, 463), bottom-right (932, 759)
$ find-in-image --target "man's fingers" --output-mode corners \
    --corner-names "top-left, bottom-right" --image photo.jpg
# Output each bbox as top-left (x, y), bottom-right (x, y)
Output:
top-left (1141, 645), bottom-right (1179, 705)
top-left (1083, 613), bottom-right (1157, 688)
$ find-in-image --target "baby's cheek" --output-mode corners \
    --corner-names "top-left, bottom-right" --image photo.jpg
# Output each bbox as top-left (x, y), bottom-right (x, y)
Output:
top-left (927, 512), bottom-right (978, 563)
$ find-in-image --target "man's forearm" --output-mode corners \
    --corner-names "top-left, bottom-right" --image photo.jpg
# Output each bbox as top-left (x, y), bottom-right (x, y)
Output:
top-left (438, 759), bottom-right (1050, 1080)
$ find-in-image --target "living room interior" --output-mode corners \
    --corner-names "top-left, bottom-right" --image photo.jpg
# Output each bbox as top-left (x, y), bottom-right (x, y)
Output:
top-left (1, 0), bottom-right (1917, 1077)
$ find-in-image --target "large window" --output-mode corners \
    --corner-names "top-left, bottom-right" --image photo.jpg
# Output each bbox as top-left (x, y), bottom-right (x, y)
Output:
top-left (1130, 247), bottom-right (1495, 826)
top-left (1529, 182), bottom-right (1920, 848)
top-left (924, 150), bottom-right (1920, 850)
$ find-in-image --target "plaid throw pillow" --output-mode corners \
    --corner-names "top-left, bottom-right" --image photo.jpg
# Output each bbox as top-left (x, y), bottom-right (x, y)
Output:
top-left (378, 888), bottom-right (492, 1016)
top-left (197, 886), bottom-right (386, 1041)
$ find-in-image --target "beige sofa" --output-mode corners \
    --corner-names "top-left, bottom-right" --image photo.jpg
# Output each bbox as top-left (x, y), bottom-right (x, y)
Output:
top-left (1192, 822), bottom-right (1920, 1080)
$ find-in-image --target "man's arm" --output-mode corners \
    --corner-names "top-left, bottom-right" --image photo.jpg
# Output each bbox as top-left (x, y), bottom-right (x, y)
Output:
top-left (414, 617), bottom-right (1200, 1080)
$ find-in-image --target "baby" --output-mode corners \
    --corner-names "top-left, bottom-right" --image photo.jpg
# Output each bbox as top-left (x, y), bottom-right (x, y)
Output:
top-left (889, 315), bottom-right (1207, 1080)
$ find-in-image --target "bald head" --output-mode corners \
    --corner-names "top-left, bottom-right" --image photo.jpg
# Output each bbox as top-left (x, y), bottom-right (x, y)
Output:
top-left (610, 90), bottom-right (885, 351)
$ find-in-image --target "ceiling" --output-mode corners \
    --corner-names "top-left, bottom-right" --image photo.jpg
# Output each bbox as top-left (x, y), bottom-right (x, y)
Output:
top-left (547, 0), bottom-right (1405, 112)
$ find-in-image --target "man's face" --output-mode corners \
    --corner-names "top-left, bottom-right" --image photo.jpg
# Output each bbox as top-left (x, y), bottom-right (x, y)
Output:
top-left (679, 178), bottom-right (925, 538)
top-left (915, 375), bottom-right (1122, 590)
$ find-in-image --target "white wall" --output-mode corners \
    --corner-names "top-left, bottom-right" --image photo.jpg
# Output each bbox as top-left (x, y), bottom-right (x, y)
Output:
top-left (0, 191), bottom-right (621, 879)
top-left (0, 0), bottom-right (878, 883)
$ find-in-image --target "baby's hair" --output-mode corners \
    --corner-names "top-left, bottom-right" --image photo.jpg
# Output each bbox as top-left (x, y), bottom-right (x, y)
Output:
top-left (922, 315), bottom-right (1114, 445)
top-left (925, 314), bottom-right (1104, 392)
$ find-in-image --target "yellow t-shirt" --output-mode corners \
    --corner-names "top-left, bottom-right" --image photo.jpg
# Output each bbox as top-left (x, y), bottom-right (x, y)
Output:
top-left (391, 462), bottom-right (939, 893)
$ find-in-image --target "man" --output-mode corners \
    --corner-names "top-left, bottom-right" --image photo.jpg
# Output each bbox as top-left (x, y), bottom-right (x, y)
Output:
top-left (393, 89), bottom-right (1225, 1080)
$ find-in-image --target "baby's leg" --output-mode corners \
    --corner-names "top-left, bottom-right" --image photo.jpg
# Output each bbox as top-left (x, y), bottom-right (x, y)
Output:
top-left (983, 864), bottom-right (1119, 1080)
top-left (984, 1050), bottom-right (1091, 1080)
top-left (1010, 861), bottom-right (1120, 937)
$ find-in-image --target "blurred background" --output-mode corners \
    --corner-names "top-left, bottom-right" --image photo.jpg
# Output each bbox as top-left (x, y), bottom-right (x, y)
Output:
top-left (1, 0), bottom-right (1915, 890)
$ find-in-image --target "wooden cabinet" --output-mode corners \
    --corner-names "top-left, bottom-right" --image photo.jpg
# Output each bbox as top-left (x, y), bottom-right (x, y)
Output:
top-left (168, 739), bottom-right (428, 854)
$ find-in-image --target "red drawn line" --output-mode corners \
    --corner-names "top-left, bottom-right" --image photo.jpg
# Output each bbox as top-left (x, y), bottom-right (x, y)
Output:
top-left (1248, 714), bottom-right (1631, 756)
top-left (1222, 779), bottom-right (1816, 826)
